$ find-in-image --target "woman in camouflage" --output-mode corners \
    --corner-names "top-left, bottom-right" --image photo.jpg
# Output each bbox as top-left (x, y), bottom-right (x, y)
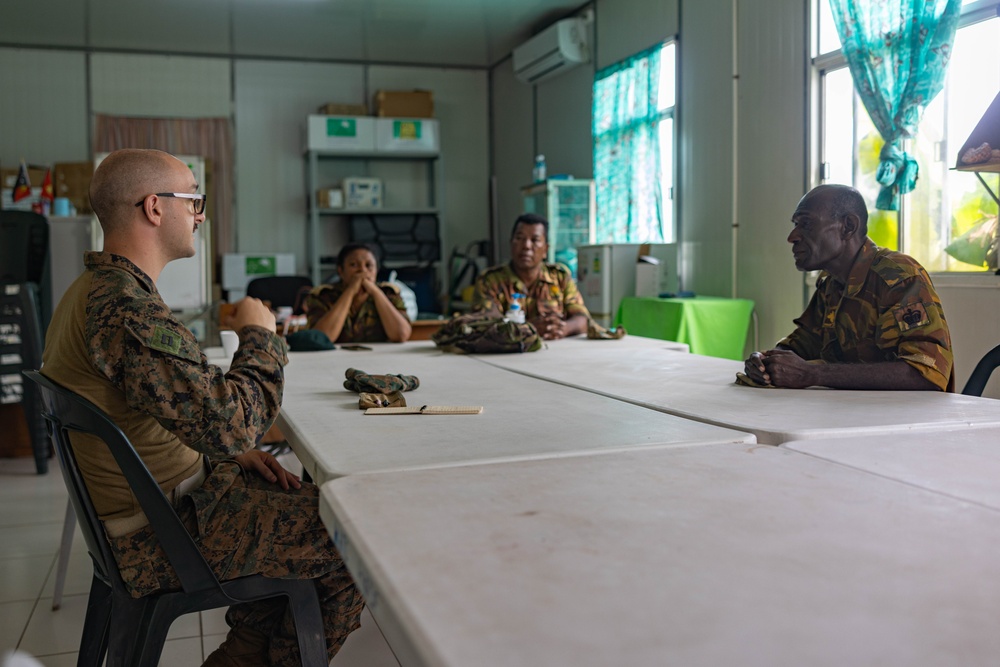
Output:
top-left (304, 243), bottom-right (412, 343)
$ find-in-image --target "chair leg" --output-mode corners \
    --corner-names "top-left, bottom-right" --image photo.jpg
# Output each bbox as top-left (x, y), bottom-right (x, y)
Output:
top-left (105, 595), bottom-right (151, 667)
top-left (285, 583), bottom-right (328, 667)
top-left (77, 575), bottom-right (112, 667)
top-left (52, 500), bottom-right (76, 610)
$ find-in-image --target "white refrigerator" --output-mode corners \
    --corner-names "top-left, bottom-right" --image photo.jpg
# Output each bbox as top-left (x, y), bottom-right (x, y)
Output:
top-left (577, 243), bottom-right (680, 327)
top-left (576, 244), bottom-right (641, 327)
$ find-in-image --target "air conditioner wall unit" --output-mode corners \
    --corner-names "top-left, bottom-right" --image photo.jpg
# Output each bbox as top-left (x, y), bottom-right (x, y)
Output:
top-left (512, 18), bottom-right (590, 85)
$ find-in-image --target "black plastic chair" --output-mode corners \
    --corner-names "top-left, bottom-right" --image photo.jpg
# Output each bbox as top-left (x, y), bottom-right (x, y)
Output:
top-left (246, 275), bottom-right (314, 314)
top-left (962, 344), bottom-right (1000, 397)
top-left (23, 370), bottom-right (328, 667)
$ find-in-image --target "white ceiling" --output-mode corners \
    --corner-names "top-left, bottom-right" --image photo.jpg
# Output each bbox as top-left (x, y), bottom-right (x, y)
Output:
top-left (0, 0), bottom-right (590, 68)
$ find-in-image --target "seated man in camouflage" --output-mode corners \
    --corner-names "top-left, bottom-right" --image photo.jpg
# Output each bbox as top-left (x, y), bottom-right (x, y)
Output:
top-left (743, 184), bottom-right (954, 390)
top-left (41, 149), bottom-right (362, 666)
top-left (472, 213), bottom-right (590, 340)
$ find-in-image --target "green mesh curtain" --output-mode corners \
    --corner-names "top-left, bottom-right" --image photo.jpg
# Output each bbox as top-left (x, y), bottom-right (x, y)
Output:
top-left (828, 0), bottom-right (961, 211)
top-left (593, 45), bottom-right (664, 242)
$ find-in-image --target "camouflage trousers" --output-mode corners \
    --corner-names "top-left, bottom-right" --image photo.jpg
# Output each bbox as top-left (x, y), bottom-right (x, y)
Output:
top-left (108, 462), bottom-right (364, 666)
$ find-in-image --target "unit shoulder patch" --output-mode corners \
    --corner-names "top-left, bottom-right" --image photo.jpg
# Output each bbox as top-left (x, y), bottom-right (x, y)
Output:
top-left (892, 302), bottom-right (930, 332)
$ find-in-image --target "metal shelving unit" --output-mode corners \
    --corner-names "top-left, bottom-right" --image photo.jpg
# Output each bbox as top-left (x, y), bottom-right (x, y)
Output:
top-left (305, 149), bottom-right (442, 285)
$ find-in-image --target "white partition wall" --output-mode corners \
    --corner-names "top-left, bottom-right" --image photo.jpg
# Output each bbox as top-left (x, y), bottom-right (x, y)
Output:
top-left (368, 65), bottom-right (490, 269)
top-left (233, 60), bottom-right (365, 265)
top-left (0, 48), bottom-right (89, 167)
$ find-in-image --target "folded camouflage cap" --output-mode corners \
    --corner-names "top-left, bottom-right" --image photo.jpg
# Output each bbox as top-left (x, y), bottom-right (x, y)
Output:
top-left (358, 391), bottom-right (407, 409)
top-left (344, 367), bottom-right (420, 393)
top-left (286, 329), bottom-right (336, 351)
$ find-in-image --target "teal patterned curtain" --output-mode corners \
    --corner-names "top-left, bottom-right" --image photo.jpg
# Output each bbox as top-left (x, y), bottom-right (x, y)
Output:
top-left (829, 0), bottom-right (961, 210)
top-left (593, 45), bottom-right (664, 242)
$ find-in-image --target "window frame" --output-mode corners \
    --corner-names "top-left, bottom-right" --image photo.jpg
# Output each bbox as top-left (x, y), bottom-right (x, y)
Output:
top-left (592, 39), bottom-right (679, 245)
top-left (809, 0), bottom-right (1000, 272)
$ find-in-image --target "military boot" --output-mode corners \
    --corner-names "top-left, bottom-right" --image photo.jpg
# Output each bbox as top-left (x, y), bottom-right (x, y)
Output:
top-left (201, 624), bottom-right (269, 667)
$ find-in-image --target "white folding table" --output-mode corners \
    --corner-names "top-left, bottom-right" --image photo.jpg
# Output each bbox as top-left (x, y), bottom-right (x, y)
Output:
top-left (320, 444), bottom-right (1000, 667)
top-left (472, 336), bottom-right (1000, 444)
top-left (784, 430), bottom-right (1000, 511)
top-left (276, 343), bottom-right (755, 483)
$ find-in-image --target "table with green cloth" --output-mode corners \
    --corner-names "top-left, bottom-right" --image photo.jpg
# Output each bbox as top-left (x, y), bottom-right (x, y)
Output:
top-left (615, 295), bottom-right (754, 360)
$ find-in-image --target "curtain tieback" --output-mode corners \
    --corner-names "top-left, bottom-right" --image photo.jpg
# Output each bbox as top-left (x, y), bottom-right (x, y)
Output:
top-left (875, 141), bottom-right (919, 211)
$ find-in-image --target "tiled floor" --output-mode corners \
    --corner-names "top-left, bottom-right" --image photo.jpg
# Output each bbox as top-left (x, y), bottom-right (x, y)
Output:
top-left (0, 454), bottom-right (400, 667)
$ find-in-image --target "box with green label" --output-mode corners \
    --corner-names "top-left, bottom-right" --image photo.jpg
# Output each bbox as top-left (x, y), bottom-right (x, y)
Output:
top-left (306, 115), bottom-right (375, 152)
top-left (374, 118), bottom-right (439, 154)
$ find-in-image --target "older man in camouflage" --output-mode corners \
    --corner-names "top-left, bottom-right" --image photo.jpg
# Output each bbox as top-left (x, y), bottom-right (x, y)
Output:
top-left (743, 184), bottom-right (954, 391)
top-left (41, 149), bottom-right (362, 666)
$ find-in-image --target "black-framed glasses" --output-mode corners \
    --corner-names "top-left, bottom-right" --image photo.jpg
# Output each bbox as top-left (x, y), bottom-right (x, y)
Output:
top-left (134, 193), bottom-right (207, 215)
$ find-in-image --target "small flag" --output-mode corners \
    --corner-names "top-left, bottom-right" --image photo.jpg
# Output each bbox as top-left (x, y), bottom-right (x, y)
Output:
top-left (40, 168), bottom-right (54, 202)
top-left (11, 160), bottom-right (31, 202)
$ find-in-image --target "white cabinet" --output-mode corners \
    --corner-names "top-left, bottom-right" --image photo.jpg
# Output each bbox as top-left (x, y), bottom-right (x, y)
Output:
top-left (305, 147), bottom-right (442, 285)
top-left (520, 179), bottom-right (595, 277)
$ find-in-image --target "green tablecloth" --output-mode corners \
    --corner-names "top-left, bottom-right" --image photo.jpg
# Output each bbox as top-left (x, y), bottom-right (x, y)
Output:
top-left (615, 296), bottom-right (755, 360)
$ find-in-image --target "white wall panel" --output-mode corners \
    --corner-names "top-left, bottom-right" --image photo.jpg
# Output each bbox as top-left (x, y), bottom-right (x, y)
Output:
top-left (934, 276), bottom-right (1000, 399)
top-left (90, 53), bottom-right (231, 117)
top-left (678, 0), bottom-right (735, 299)
top-left (0, 0), bottom-right (85, 47)
top-left (734, 0), bottom-right (809, 351)
top-left (88, 0), bottom-right (231, 54)
top-left (491, 60), bottom-right (535, 261)
top-left (233, 60), bottom-right (364, 268)
top-left (596, 0), bottom-right (678, 70)
top-left (232, 3), bottom-right (366, 61)
top-left (0, 48), bottom-right (89, 167)
top-left (368, 66), bottom-right (490, 284)
top-left (535, 51), bottom-right (595, 184)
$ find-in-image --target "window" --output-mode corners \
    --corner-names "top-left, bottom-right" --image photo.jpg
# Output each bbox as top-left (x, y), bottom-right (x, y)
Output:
top-left (593, 41), bottom-right (676, 243)
top-left (814, 0), bottom-right (1000, 272)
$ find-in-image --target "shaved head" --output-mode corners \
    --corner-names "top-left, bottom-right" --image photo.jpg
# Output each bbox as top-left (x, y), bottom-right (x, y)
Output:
top-left (90, 149), bottom-right (183, 235)
top-left (803, 184), bottom-right (868, 236)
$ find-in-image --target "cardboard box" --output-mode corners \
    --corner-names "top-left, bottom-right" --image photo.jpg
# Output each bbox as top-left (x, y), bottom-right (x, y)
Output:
top-left (316, 187), bottom-right (343, 209)
top-left (343, 177), bottom-right (383, 209)
top-left (635, 256), bottom-right (661, 298)
top-left (53, 162), bottom-right (93, 214)
top-left (318, 102), bottom-right (368, 116)
top-left (306, 115), bottom-right (376, 152)
top-left (373, 90), bottom-right (434, 118)
top-left (374, 118), bottom-right (439, 154)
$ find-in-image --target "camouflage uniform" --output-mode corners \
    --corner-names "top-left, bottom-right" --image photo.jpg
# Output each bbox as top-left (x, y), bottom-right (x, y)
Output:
top-left (779, 239), bottom-right (954, 391)
top-left (41, 252), bottom-right (362, 665)
top-left (303, 281), bottom-right (408, 342)
top-left (472, 262), bottom-right (591, 321)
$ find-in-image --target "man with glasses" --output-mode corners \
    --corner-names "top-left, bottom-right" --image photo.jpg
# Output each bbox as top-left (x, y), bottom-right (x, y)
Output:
top-left (41, 149), bottom-right (362, 666)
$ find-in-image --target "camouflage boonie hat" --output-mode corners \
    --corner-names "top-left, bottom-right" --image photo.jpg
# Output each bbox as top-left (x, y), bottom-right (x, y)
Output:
top-left (344, 368), bottom-right (420, 393)
top-left (432, 312), bottom-right (542, 354)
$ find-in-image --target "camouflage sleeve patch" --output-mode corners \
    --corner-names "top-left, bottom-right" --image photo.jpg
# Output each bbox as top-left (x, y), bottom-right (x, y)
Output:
top-left (124, 321), bottom-right (202, 363)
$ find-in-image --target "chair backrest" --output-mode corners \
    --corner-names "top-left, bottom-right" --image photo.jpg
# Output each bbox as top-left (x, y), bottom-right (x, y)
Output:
top-left (0, 210), bottom-right (48, 285)
top-left (962, 343), bottom-right (1000, 397)
top-left (23, 370), bottom-right (222, 595)
top-left (246, 275), bottom-right (314, 313)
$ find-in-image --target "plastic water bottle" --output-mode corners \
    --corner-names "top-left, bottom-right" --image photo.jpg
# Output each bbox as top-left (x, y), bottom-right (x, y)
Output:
top-left (505, 293), bottom-right (526, 324)
top-left (533, 155), bottom-right (546, 183)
